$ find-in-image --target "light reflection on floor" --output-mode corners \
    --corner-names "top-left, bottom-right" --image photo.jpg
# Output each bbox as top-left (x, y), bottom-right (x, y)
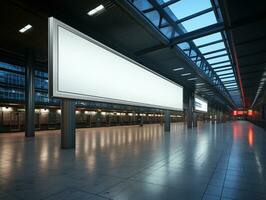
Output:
top-left (0, 121), bottom-right (266, 200)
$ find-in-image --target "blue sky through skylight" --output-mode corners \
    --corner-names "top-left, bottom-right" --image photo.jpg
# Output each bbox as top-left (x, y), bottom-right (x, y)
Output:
top-left (181, 12), bottom-right (217, 32)
top-left (199, 42), bottom-right (225, 54)
top-left (211, 61), bottom-right (231, 68)
top-left (204, 50), bottom-right (227, 58)
top-left (167, 0), bottom-right (212, 19)
top-left (216, 69), bottom-right (233, 75)
top-left (208, 55), bottom-right (230, 64)
top-left (214, 66), bottom-right (232, 71)
top-left (193, 32), bottom-right (222, 46)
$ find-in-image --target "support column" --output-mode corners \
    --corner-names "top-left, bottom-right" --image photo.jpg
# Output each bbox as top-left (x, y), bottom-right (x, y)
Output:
top-left (132, 111), bottom-right (135, 125)
top-left (164, 110), bottom-right (170, 132)
top-left (61, 99), bottom-right (75, 149)
top-left (216, 107), bottom-right (221, 123)
top-left (187, 92), bottom-right (193, 128)
top-left (193, 112), bottom-right (197, 127)
top-left (140, 115), bottom-right (143, 127)
top-left (95, 111), bottom-right (101, 127)
top-left (25, 52), bottom-right (35, 137)
top-left (212, 107), bottom-right (216, 123)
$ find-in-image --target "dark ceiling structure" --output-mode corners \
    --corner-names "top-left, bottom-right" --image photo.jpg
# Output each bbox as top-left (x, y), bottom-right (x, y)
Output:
top-left (0, 0), bottom-right (265, 111)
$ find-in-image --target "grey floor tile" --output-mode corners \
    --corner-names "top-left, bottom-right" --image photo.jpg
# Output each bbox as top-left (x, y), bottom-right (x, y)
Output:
top-left (0, 122), bottom-right (265, 200)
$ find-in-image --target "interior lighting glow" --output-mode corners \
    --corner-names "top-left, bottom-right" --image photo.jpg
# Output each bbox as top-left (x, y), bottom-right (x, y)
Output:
top-left (173, 67), bottom-right (184, 71)
top-left (19, 24), bottom-right (32, 33)
top-left (181, 73), bottom-right (191, 76)
top-left (87, 5), bottom-right (105, 16)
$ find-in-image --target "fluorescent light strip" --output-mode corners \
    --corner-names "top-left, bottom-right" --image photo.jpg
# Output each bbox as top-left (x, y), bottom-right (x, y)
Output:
top-left (173, 67), bottom-right (184, 71)
top-left (181, 73), bottom-right (191, 76)
top-left (188, 78), bottom-right (197, 81)
top-left (19, 24), bottom-right (32, 33)
top-left (88, 4), bottom-right (105, 16)
top-left (196, 83), bottom-right (205, 86)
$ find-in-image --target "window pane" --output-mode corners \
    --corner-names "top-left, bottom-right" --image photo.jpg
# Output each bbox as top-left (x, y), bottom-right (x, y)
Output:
top-left (193, 32), bottom-right (222, 46)
top-left (204, 50), bottom-right (227, 58)
top-left (199, 42), bottom-right (225, 54)
top-left (167, 0), bottom-right (212, 19)
top-left (208, 55), bottom-right (229, 64)
top-left (181, 12), bottom-right (217, 32)
top-left (211, 61), bottom-right (231, 68)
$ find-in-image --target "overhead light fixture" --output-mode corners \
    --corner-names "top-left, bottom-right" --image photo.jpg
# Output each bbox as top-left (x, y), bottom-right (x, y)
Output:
top-left (196, 83), bottom-right (205, 86)
top-left (188, 78), bottom-right (197, 81)
top-left (19, 24), bottom-right (32, 33)
top-left (181, 73), bottom-right (191, 76)
top-left (173, 67), bottom-right (184, 71)
top-left (87, 4), bottom-right (105, 16)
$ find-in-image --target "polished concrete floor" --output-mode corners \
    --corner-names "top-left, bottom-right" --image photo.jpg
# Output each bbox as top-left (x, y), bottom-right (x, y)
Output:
top-left (0, 121), bottom-right (266, 200)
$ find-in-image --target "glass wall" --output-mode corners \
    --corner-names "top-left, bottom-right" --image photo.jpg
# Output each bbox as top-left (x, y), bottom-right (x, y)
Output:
top-left (0, 61), bottom-right (59, 104)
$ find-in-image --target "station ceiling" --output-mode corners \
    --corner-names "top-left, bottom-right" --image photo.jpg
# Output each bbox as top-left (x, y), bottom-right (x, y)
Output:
top-left (0, 0), bottom-right (265, 110)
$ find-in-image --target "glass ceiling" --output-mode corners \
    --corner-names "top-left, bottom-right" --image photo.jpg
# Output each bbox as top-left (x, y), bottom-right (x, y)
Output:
top-left (129, 0), bottom-right (242, 108)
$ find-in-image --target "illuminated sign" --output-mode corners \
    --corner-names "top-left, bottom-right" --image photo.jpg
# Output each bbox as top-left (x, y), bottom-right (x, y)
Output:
top-left (48, 18), bottom-right (183, 110)
top-left (237, 111), bottom-right (244, 115)
top-left (195, 96), bottom-right (208, 112)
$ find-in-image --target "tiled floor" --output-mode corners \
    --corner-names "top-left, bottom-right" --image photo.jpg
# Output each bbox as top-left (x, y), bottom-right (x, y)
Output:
top-left (0, 121), bottom-right (266, 200)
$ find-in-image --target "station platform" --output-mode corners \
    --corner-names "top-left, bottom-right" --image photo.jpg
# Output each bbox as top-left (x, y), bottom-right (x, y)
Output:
top-left (0, 121), bottom-right (266, 200)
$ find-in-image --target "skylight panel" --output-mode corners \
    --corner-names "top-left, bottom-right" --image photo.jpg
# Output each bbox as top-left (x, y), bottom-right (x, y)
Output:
top-left (193, 32), bottom-right (222, 46)
top-left (204, 50), bottom-right (228, 58)
top-left (221, 77), bottom-right (235, 81)
top-left (199, 42), bottom-right (225, 54)
top-left (214, 66), bottom-right (232, 71)
top-left (208, 55), bottom-right (229, 64)
top-left (181, 12), bottom-right (217, 32)
top-left (211, 61), bottom-right (231, 68)
top-left (167, 0), bottom-right (212, 19)
top-left (216, 69), bottom-right (233, 75)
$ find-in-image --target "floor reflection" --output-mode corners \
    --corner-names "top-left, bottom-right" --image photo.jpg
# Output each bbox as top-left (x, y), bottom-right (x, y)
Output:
top-left (0, 121), bottom-right (266, 200)
top-left (248, 126), bottom-right (254, 147)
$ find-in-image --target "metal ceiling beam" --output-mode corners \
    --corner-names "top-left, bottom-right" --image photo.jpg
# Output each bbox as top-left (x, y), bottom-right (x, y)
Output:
top-left (219, 74), bottom-right (234, 78)
top-left (142, 0), bottom-right (180, 13)
top-left (240, 61), bottom-right (266, 68)
top-left (212, 64), bottom-right (232, 70)
top-left (229, 11), bottom-right (266, 30)
top-left (197, 39), bottom-right (224, 48)
top-left (238, 49), bottom-right (266, 59)
top-left (135, 44), bottom-right (166, 56)
top-left (205, 53), bottom-right (228, 60)
top-left (124, 0), bottom-right (235, 108)
top-left (160, 7), bottom-right (214, 29)
top-left (202, 48), bottom-right (227, 56)
top-left (235, 35), bottom-right (266, 47)
top-left (211, 60), bottom-right (231, 66)
top-left (215, 67), bottom-right (232, 72)
top-left (169, 22), bottom-right (225, 45)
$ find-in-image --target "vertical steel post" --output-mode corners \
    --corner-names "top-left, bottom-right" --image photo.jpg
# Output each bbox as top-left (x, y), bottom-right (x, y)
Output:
top-left (61, 99), bottom-right (75, 149)
top-left (164, 110), bottom-right (170, 132)
top-left (25, 51), bottom-right (35, 137)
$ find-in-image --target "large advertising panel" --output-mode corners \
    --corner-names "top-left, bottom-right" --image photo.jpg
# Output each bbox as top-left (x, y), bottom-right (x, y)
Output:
top-left (195, 96), bottom-right (208, 112)
top-left (48, 17), bottom-right (183, 110)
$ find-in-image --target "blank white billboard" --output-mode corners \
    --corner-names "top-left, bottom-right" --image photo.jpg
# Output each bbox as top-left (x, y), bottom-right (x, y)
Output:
top-left (48, 18), bottom-right (183, 111)
top-left (195, 96), bottom-right (208, 112)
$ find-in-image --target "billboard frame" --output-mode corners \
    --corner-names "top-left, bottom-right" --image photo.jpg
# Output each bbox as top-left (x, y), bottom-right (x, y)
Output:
top-left (48, 17), bottom-right (183, 111)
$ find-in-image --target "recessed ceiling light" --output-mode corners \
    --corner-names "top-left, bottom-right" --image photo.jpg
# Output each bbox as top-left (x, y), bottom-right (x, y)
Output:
top-left (188, 78), bottom-right (197, 81)
top-left (19, 24), bottom-right (32, 33)
top-left (181, 73), bottom-right (191, 76)
top-left (87, 4), bottom-right (105, 16)
top-left (196, 83), bottom-right (205, 86)
top-left (172, 67), bottom-right (184, 71)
